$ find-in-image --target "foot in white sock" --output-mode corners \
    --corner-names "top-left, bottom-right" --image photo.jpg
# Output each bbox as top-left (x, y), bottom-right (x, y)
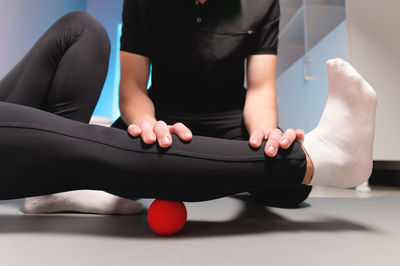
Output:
top-left (302, 58), bottom-right (377, 188)
top-left (23, 190), bottom-right (143, 215)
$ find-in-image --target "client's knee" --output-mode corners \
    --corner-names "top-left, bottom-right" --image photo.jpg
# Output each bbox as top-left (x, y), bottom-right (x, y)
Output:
top-left (58, 11), bottom-right (111, 57)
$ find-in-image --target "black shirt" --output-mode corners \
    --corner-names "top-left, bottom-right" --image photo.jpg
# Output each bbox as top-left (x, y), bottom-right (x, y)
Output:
top-left (121, 0), bottom-right (280, 114)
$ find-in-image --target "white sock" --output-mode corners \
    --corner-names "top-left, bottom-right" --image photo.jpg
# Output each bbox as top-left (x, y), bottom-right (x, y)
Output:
top-left (23, 190), bottom-right (143, 215)
top-left (302, 58), bottom-right (377, 188)
top-left (355, 181), bottom-right (372, 193)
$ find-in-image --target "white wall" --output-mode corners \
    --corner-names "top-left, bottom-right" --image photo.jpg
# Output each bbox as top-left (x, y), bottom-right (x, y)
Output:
top-left (0, 0), bottom-right (87, 79)
top-left (347, 0), bottom-right (400, 160)
top-left (86, 0), bottom-right (124, 120)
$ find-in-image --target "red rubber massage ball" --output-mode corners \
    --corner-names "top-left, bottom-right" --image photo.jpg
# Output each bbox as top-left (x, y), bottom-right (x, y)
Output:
top-left (147, 200), bottom-right (187, 236)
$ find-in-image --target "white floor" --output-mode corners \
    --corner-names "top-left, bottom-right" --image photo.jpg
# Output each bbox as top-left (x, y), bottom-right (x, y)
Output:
top-left (0, 185), bottom-right (400, 266)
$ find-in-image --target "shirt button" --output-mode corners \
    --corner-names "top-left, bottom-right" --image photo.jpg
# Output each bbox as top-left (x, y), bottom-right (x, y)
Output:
top-left (196, 17), bottom-right (202, 23)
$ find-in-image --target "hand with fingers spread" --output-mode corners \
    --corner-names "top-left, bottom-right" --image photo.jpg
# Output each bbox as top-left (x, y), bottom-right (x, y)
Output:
top-left (127, 120), bottom-right (192, 148)
top-left (249, 128), bottom-right (305, 157)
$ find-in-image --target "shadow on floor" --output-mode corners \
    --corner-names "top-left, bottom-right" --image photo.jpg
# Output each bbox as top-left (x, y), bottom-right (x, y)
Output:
top-left (0, 196), bottom-right (373, 239)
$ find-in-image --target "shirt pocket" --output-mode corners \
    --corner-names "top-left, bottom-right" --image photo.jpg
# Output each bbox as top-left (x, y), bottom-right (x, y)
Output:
top-left (208, 30), bottom-right (257, 62)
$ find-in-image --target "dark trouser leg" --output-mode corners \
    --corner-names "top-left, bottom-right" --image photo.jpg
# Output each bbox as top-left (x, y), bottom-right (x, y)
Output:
top-left (133, 110), bottom-right (312, 207)
top-left (205, 111), bottom-right (312, 207)
top-left (212, 112), bottom-right (312, 207)
top-left (0, 102), bottom-right (306, 202)
top-left (0, 11), bottom-right (110, 122)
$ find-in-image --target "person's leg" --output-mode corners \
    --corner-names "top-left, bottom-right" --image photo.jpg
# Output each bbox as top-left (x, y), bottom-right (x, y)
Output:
top-left (0, 11), bottom-right (109, 122)
top-left (156, 109), bottom-right (313, 208)
top-left (0, 58), bottom-right (376, 203)
top-left (0, 101), bottom-right (307, 202)
top-left (222, 117), bottom-right (313, 208)
top-left (0, 11), bottom-right (142, 214)
top-left (113, 111), bottom-right (313, 207)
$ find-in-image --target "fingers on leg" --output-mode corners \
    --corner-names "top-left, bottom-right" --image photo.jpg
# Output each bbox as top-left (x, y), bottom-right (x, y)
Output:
top-left (154, 121), bottom-right (172, 147)
top-left (140, 122), bottom-right (157, 144)
top-left (280, 128), bottom-right (296, 149)
top-left (170, 122), bottom-right (192, 142)
top-left (265, 129), bottom-right (282, 156)
top-left (127, 124), bottom-right (141, 137)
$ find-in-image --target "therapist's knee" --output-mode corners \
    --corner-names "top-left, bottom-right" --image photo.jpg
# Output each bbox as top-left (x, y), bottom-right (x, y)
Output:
top-left (249, 185), bottom-right (312, 208)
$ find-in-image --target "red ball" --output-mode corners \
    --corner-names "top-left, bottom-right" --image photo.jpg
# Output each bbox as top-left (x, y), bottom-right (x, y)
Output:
top-left (147, 200), bottom-right (187, 236)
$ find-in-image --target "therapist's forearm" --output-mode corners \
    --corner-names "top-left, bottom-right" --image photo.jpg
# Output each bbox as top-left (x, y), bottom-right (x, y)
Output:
top-left (243, 87), bottom-right (278, 135)
top-left (119, 88), bottom-right (157, 127)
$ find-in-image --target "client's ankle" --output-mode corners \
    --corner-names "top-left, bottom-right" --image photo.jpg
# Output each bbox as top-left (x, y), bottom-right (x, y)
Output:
top-left (300, 144), bottom-right (314, 185)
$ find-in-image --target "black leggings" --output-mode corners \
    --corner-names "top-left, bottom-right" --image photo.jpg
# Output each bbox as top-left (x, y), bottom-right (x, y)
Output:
top-left (0, 12), bottom-right (311, 206)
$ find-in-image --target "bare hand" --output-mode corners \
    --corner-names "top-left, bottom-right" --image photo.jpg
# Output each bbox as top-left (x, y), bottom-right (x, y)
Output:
top-left (127, 121), bottom-right (192, 148)
top-left (249, 128), bottom-right (305, 157)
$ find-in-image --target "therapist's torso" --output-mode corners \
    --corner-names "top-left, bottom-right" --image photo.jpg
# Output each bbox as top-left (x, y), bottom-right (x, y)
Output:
top-left (121, 0), bottom-right (280, 114)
